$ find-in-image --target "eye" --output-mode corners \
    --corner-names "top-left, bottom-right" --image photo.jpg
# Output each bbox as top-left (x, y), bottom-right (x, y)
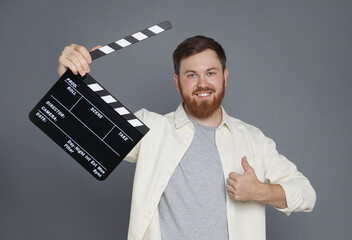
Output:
top-left (188, 73), bottom-right (197, 78)
top-left (207, 72), bottom-right (215, 76)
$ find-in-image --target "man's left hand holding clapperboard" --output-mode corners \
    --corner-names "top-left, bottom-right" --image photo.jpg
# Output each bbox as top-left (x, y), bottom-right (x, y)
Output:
top-left (29, 21), bottom-right (172, 180)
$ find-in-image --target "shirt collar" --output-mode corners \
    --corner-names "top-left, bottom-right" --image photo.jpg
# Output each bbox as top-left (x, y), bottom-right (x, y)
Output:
top-left (175, 103), bottom-right (192, 129)
top-left (174, 103), bottom-right (235, 134)
top-left (219, 106), bottom-right (235, 134)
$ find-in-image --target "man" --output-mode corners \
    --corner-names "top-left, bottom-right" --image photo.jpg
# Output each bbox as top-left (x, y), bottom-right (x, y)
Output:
top-left (58, 36), bottom-right (316, 240)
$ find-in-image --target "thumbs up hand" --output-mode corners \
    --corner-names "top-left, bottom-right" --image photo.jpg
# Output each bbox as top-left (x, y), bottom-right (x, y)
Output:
top-left (226, 156), bottom-right (263, 202)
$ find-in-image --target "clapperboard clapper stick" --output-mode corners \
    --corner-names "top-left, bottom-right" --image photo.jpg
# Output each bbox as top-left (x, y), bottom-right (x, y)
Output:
top-left (29, 21), bottom-right (172, 180)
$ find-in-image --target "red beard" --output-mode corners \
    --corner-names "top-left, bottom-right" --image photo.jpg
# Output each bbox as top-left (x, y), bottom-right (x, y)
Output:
top-left (180, 81), bottom-right (225, 119)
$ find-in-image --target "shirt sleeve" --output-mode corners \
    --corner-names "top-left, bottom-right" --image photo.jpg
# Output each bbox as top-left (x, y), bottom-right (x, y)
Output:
top-left (261, 132), bottom-right (317, 215)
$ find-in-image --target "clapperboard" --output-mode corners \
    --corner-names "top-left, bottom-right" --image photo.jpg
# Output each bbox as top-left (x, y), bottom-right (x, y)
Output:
top-left (29, 21), bottom-right (172, 180)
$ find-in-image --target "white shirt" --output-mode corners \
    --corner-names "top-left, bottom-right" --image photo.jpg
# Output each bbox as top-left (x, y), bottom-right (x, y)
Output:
top-left (124, 104), bottom-right (316, 240)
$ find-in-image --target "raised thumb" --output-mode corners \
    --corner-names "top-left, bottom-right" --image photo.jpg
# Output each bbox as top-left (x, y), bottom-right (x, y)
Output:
top-left (241, 156), bottom-right (253, 173)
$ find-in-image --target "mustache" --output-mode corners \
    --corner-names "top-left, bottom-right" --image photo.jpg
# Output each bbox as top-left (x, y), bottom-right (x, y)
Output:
top-left (192, 87), bottom-right (215, 95)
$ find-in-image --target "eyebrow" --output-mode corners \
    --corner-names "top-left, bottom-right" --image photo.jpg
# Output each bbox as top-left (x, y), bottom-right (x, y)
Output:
top-left (183, 67), bottom-right (220, 75)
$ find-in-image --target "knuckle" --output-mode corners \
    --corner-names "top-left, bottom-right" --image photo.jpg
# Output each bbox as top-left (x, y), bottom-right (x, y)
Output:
top-left (71, 67), bottom-right (78, 74)
top-left (71, 55), bottom-right (78, 61)
top-left (68, 62), bottom-right (75, 70)
top-left (78, 45), bottom-right (86, 52)
top-left (64, 46), bottom-right (71, 52)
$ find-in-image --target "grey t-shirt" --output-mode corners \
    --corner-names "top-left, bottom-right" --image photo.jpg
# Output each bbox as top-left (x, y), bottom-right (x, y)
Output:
top-left (158, 117), bottom-right (228, 240)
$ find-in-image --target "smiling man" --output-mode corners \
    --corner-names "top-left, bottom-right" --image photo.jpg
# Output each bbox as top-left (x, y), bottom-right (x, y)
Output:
top-left (58, 35), bottom-right (316, 240)
top-left (174, 47), bottom-right (228, 124)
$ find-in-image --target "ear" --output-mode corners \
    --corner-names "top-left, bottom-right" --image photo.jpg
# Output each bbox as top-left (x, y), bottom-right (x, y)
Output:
top-left (224, 68), bottom-right (229, 87)
top-left (173, 74), bottom-right (181, 93)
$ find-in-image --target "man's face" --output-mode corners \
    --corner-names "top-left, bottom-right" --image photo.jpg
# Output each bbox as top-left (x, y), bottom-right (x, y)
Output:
top-left (174, 49), bottom-right (229, 118)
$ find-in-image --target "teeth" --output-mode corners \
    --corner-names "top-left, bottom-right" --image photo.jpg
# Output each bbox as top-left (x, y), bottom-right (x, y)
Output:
top-left (197, 93), bottom-right (210, 97)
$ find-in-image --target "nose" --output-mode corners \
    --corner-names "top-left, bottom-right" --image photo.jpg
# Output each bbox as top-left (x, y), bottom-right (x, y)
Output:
top-left (197, 74), bottom-right (209, 88)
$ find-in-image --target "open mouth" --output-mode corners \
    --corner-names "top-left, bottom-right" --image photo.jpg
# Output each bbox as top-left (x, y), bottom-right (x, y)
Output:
top-left (192, 88), bottom-right (215, 98)
top-left (196, 92), bottom-right (212, 97)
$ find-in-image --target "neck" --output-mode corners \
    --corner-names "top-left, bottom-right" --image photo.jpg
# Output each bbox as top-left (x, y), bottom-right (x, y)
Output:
top-left (185, 105), bottom-right (223, 127)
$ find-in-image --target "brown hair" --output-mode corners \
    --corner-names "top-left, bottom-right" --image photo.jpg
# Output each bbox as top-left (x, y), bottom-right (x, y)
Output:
top-left (172, 35), bottom-right (227, 75)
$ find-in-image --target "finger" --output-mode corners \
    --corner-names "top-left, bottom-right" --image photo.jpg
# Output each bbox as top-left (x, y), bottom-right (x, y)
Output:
top-left (228, 191), bottom-right (235, 198)
top-left (64, 51), bottom-right (86, 76)
top-left (71, 49), bottom-right (90, 73)
top-left (90, 45), bottom-right (102, 52)
top-left (241, 156), bottom-right (253, 173)
top-left (68, 54), bottom-right (85, 76)
top-left (88, 45), bottom-right (103, 63)
top-left (226, 177), bottom-right (236, 187)
top-left (226, 183), bottom-right (235, 193)
top-left (58, 55), bottom-right (78, 75)
top-left (69, 44), bottom-right (90, 72)
top-left (229, 171), bottom-right (241, 180)
top-left (74, 44), bottom-right (93, 64)
top-left (61, 46), bottom-right (84, 73)
top-left (69, 44), bottom-right (90, 69)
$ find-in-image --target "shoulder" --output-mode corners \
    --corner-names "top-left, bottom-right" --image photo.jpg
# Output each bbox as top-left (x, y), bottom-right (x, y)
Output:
top-left (225, 113), bottom-right (275, 157)
top-left (224, 110), bottom-right (265, 139)
top-left (222, 107), bottom-right (272, 151)
top-left (225, 111), bottom-right (278, 157)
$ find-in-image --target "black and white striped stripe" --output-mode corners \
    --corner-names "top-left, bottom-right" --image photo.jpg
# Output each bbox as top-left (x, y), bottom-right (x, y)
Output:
top-left (81, 74), bottom-right (149, 136)
top-left (90, 20), bottom-right (172, 61)
top-left (80, 20), bottom-right (172, 136)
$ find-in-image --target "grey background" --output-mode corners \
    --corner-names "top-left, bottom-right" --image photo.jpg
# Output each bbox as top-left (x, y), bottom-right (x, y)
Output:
top-left (1, 0), bottom-right (351, 239)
